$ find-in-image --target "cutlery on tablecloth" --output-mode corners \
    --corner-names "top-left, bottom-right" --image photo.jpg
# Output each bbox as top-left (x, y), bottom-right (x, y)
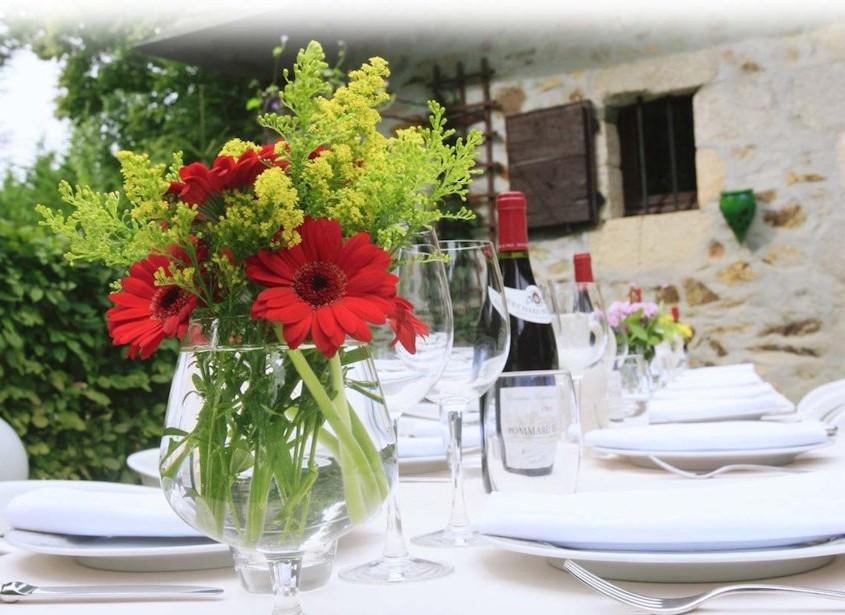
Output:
top-left (647, 455), bottom-right (809, 479)
top-left (563, 559), bottom-right (845, 614)
top-left (0, 581), bottom-right (223, 602)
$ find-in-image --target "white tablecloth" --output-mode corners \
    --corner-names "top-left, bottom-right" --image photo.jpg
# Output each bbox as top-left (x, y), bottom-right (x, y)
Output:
top-left (2, 436), bottom-right (845, 614)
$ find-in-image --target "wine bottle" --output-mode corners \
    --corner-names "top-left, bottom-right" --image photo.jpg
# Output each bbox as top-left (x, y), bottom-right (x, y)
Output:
top-left (484, 191), bottom-right (559, 484)
top-left (573, 252), bottom-right (595, 312)
top-left (573, 251), bottom-right (609, 431)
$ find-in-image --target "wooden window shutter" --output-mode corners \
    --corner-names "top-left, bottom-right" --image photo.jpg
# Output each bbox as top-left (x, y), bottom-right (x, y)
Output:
top-left (505, 101), bottom-right (600, 229)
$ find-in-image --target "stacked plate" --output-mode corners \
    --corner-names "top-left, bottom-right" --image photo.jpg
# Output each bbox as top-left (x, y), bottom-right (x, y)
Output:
top-left (588, 363), bottom-right (832, 470)
top-left (478, 471), bottom-right (845, 582)
top-left (648, 363), bottom-right (795, 423)
top-left (0, 480), bottom-right (231, 572)
top-left (585, 420), bottom-right (833, 470)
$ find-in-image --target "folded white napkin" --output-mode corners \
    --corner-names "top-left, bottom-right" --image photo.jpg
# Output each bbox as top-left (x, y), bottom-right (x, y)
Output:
top-left (477, 471), bottom-right (845, 551)
top-left (649, 391), bottom-right (794, 423)
top-left (669, 364), bottom-right (763, 389)
top-left (3, 485), bottom-right (202, 538)
top-left (653, 382), bottom-right (776, 400)
top-left (678, 363), bottom-right (760, 380)
top-left (585, 420), bottom-right (830, 452)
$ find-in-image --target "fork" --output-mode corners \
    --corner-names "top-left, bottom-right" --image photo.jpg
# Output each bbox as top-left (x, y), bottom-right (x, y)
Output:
top-left (647, 455), bottom-right (807, 479)
top-left (562, 559), bottom-right (845, 614)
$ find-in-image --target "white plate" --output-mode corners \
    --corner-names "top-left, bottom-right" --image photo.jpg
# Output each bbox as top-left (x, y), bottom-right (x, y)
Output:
top-left (591, 440), bottom-right (833, 471)
top-left (4, 529), bottom-right (232, 572)
top-left (126, 448), bottom-right (161, 486)
top-left (0, 479), bottom-right (231, 572)
top-left (128, 439), bottom-right (482, 481)
top-left (482, 534), bottom-right (845, 582)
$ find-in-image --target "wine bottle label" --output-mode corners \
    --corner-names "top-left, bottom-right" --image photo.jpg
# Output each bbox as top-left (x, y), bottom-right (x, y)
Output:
top-left (500, 385), bottom-right (560, 471)
top-left (503, 285), bottom-right (553, 324)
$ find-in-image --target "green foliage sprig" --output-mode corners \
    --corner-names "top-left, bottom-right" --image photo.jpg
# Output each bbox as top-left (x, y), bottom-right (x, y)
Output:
top-left (37, 41), bottom-right (483, 309)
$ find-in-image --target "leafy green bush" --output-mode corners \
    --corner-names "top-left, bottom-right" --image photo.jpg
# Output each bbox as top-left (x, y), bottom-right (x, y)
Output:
top-left (0, 220), bottom-right (176, 480)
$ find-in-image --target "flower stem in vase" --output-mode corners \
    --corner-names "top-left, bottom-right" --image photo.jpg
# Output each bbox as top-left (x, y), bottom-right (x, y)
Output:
top-left (288, 348), bottom-right (390, 523)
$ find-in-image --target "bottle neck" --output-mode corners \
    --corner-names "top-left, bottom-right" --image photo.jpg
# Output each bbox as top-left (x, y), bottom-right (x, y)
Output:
top-left (499, 249), bottom-right (530, 260)
top-left (497, 206), bottom-right (529, 253)
top-left (573, 253), bottom-right (594, 283)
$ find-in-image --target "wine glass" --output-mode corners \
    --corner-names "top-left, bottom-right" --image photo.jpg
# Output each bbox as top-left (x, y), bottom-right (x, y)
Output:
top-left (546, 280), bottom-right (610, 425)
top-left (339, 230), bottom-right (455, 583)
top-left (412, 239), bottom-right (510, 548)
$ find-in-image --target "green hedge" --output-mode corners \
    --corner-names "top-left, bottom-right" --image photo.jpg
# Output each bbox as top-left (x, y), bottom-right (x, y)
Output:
top-left (0, 220), bottom-right (176, 481)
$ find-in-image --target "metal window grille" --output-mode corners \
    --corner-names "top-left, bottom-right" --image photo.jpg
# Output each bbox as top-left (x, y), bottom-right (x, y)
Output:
top-left (619, 94), bottom-right (698, 216)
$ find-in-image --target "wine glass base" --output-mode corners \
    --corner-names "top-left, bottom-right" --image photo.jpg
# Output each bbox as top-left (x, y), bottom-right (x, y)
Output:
top-left (411, 527), bottom-right (481, 548)
top-left (338, 555), bottom-right (453, 584)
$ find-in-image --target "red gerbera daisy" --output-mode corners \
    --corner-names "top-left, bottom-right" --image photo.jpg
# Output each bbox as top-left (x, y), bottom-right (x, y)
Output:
top-left (106, 254), bottom-right (197, 359)
top-left (166, 140), bottom-right (290, 219)
top-left (245, 217), bottom-right (398, 358)
top-left (388, 296), bottom-right (429, 354)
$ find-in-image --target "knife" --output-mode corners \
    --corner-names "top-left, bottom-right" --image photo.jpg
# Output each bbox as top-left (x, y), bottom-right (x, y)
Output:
top-left (0, 581), bottom-right (223, 602)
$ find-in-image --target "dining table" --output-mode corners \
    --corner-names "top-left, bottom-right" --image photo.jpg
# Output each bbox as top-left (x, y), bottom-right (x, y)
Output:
top-left (2, 409), bottom-right (845, 614)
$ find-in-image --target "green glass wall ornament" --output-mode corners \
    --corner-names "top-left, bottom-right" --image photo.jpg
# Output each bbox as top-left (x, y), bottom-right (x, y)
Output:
top-left (719, 189), bottom-right (756, 243)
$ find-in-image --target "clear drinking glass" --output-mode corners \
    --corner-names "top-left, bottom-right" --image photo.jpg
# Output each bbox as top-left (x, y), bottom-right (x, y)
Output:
top-left (339, 230), bottom-right (455, 583)
top-left (546, 280), bottom-right (609, 429)
top-left (483, 369), bottom-right (580, 494)
top-left (412, 239), bottom-right (510, 548)
top-left (607, 353), bottom-right (653, 426)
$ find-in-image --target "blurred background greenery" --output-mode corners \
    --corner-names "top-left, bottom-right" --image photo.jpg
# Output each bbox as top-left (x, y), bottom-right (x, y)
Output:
top-left (0, 15), bottom-right (267, 480)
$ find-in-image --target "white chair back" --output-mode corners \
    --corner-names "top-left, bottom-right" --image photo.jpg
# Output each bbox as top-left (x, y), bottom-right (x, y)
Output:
top-left (797, 378), bottom-right (845, 424)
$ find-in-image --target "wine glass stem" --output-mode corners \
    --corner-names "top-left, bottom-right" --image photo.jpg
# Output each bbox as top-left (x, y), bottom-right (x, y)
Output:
top-left (382, 417), bottom-right (410, 560)
top-left (444, 405), bottom-right (471, 533)
top-left (268, 554), bottom-right (305, 615)
top-left (568, 369), bottom-right (585, 421)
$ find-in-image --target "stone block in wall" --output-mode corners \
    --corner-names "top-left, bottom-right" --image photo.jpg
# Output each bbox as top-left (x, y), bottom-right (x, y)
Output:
top-left (810, 22), bottom-right (845, 58)
top-left (792, 62), bottom-right (845, 130)
top-left (592, 49), bottom-right (718, 104)
top-left (717, 261), bottom-right (758, 283)
top-left (494, 85), bottom-right (527, 116)
top-left (683, 278), bottom-right (720, 305)
top-left (762, 244), bottom-right (806, 267)
top-left (834, 131), bottom-right (845, 176)
top-left (762, 203), bottom-right (807, 228)
top-left (595, 120), bottom-right (620, 168)
top-left (696, 148), bottom-right (726, 207)
top-left (598, 165), bottom-right (624, 220)
top-left (760, 319), bottom-right (823, 337)
top-left (591, 210), bottom-right (711, 271)
top-left (694, 78), bottom-right (778, 143)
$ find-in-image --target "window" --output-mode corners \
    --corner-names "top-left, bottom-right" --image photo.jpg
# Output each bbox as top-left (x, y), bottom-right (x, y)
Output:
top-left (617, 94), bottom-right (697, 216)
top-left (505, 101), bottom-right (601, 230)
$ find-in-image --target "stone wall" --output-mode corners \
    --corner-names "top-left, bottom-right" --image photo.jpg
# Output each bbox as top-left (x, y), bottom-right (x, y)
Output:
top-left (463, 22), bottom-right (845, 403)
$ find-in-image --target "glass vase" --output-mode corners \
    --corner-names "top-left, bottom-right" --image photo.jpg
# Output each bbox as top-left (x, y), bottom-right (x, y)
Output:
top-left (160, 317), bottom-right (396, 615)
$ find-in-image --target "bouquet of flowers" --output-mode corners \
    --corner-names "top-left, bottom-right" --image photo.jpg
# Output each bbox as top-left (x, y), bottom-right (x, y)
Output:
top-left (607, 286), bottom-right (693, 361)
top-left (38, 41), bottom-right (481, 544)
